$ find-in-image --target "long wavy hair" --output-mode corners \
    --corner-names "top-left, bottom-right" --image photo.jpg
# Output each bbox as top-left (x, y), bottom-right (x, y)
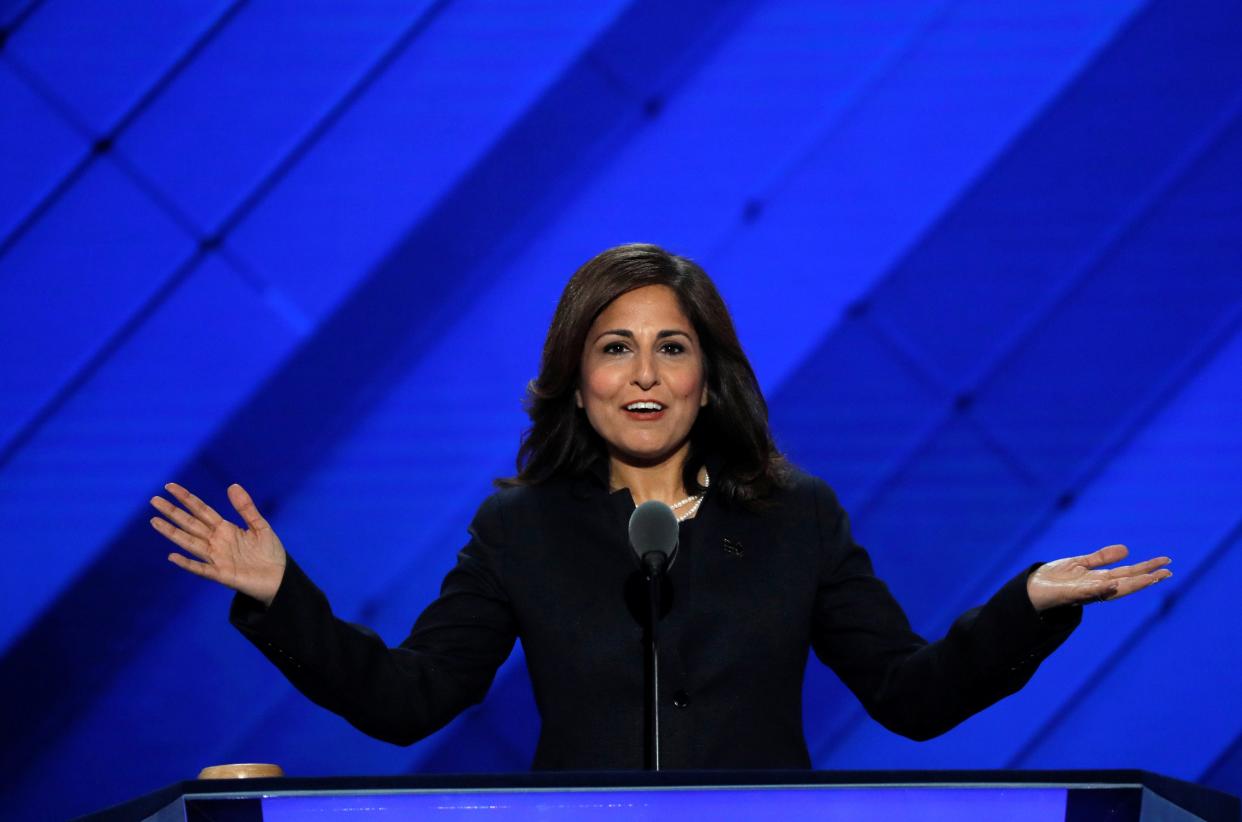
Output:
top-left (499, 243), bottom-right (789, 507)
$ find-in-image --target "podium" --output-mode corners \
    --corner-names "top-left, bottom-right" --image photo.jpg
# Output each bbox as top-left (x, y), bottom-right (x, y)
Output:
top-left (77, 770), bottom-right (1239, 821)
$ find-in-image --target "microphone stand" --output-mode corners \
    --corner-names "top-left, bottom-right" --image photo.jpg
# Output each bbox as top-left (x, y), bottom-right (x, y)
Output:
top-left (645, 565), bottom-right (662, 771)
top-left (629, 500), bottom-right (678, 773)
top-left (642, 552), bottom-right (666, 771)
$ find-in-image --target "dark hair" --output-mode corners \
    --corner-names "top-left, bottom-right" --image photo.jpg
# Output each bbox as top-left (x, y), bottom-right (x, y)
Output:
top-left (499, 243), bottom-right (789, 508)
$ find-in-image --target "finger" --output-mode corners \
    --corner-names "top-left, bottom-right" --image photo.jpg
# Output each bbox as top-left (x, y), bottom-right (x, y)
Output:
top-left (150, 495), bottom-right (211, 539)
top-left (150, 516), bottom-right (212, 559)
top-left (164, 482), bottom-right (224, 527)
top-left (228, 483), bottom-right (269, 532)
top-left (1080, 544), bottom-right (1129, 569)
top-left (1103, 555), bottom-right (1172, 580)
top-left (167, 551), bottom-right (223, 583)
top-left (1109, 568), bottom-right (1173, 600)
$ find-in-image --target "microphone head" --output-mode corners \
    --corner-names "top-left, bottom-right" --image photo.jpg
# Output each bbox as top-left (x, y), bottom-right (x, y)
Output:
top-left (629, 500), bottom-right (679, 575)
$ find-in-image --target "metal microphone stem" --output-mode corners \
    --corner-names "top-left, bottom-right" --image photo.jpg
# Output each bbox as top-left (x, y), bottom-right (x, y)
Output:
top-left (645, 569), bottom-right (661, 771)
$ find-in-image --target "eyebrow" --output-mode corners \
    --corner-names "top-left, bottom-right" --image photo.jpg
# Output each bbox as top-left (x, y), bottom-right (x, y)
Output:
top-left (594, 329), bottom-right (693, 343)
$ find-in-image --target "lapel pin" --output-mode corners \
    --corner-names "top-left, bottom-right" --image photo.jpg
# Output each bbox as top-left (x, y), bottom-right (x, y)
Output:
top-left (722, 537), bottom-right (744, 557)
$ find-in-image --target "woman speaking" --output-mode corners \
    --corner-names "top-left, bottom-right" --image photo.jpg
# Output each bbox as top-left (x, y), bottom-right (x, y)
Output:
top-left (149, 243), bottom-right (1171, 769)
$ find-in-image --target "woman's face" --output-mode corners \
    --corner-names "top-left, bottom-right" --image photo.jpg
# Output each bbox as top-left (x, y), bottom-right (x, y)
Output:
top-left (577, 285), bottom-right (708, 468)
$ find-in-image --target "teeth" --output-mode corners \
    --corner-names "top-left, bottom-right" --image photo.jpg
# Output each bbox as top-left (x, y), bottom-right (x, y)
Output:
top-left (626, 402), bottom-right (663, 411)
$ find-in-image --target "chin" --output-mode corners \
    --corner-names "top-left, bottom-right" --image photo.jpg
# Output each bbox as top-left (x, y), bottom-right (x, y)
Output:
top-left (610, 441), bottom-right (686, 467)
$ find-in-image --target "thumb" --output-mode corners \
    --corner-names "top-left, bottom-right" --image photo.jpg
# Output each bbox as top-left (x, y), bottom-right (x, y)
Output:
top-left (1081, 543), bottom-right (1128, 569)
top-left (228, 483), bottom-right (270, 532)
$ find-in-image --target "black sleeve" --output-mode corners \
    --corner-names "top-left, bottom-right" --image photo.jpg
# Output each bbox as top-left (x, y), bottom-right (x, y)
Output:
top-left (229, 493), bottom-right (518, 746)
top-left (809, 479), bottom-right (1080, 741)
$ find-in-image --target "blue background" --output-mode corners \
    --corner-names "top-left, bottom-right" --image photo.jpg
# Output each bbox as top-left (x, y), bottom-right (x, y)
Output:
top-left (2, 1), bottom-right (1241, 819)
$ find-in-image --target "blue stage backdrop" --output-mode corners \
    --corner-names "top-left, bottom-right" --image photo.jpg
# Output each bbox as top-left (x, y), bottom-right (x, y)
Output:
top-left (2, 1), bottom-right (1241, 819)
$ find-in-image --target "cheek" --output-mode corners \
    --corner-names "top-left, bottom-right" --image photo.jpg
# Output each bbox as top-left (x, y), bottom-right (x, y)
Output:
top-left (674, 368), bottom-right (706, 402)
top-left (578, 367), bottom-right (620, 413)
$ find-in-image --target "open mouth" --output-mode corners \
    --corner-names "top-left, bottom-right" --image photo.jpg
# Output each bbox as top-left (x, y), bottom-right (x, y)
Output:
top-left (623, 401), bottom-right (665, 419)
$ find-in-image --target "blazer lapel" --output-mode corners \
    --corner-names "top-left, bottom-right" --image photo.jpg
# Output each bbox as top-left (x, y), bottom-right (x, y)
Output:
top-left (669, 491), bottom-right (773, 686)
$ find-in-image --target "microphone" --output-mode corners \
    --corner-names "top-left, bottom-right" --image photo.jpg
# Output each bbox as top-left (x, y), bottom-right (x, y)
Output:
top-left (628, 500), bottom-right (678, 772)
top-left (629, 500), bottom-right (679, 578)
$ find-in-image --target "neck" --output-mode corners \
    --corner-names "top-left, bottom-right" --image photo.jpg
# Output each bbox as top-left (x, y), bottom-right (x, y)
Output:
top-left (609, 445), bottom-right (700, 506)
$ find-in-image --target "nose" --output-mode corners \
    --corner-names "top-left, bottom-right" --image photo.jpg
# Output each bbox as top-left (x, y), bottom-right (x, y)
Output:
top-left (632, 349), bottom-right (659, 390)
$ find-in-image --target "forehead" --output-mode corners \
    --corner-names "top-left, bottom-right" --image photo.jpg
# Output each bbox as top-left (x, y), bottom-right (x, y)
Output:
top-left (590, 285), bottom-right (693, 331)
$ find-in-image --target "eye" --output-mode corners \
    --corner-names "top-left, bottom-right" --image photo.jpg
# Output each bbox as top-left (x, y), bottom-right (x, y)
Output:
top-left (602, 341), bottom-right (629, 355)
top-left (660, 341), bottom-right (686, 355)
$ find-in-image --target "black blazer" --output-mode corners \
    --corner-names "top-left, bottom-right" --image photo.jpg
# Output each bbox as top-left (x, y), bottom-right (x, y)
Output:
top-left (231, 464), bottom-right (1080, 769)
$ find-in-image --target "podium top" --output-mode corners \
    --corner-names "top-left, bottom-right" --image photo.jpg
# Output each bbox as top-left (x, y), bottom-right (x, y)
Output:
top-left (76, 769), bottom-right (1239, 822)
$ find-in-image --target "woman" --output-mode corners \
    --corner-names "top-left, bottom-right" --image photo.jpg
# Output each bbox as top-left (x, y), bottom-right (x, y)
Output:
top-left (150, 243), bottom-right (1171, 769)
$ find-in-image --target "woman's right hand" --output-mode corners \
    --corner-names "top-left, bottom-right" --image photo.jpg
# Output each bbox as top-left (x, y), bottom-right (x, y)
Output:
top-left (150, 482), bottom-right (287, 607)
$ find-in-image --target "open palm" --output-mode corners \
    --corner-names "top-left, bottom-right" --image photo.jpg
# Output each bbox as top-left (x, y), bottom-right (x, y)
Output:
top-left (1027, 544), bottom-right (1171, 611)
top-left (150, 482), bottom-right (286, 607)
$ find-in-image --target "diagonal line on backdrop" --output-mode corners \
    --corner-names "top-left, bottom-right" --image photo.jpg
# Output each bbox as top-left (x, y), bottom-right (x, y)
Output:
top-left (1199, 727), bottom-right (1242, 794)
top-left (0, 0), bottom-right (453, 468)
top-left (0, 252), bottom-right (207, 470)
top-left (1, 0), bottom-right (46, 32)
top-left (821, 84), bottom-right (1242, 530)
top-left (0, 0), bottom-right (250, 259)
top-left (701, 0), bottom-right (959, 263)
top-left (195, 0), bottom-right (457, 243)
top-left (863, 306), bottom-right (1043, 489)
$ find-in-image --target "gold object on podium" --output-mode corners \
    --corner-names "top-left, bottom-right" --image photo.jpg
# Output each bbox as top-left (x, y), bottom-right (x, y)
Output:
top-left (197, 763), bottom-right (285, 779)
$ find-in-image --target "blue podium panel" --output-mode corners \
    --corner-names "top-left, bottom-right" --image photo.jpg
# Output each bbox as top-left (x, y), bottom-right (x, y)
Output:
top-left (78, 771), bottom-right (1238, 822)
top-left (256, 786), bottom-right (1067, 822)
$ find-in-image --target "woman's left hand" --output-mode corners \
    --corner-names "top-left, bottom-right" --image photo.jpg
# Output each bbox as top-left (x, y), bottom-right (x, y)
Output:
top-left (1027, 544), bottom-right (1171, 611)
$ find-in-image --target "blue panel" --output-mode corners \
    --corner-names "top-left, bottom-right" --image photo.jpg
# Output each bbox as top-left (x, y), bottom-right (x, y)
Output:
top-left (120, 1), bottom-right (434, 232)
top-left (258, 786), bottom-right (1067, 822)
top-left (847, 417), bottom-right (1041, 631)
top-left (0, 255), bottom-right (297, 654)
top-left (0, 157), bottom-right (192, 456)
top-left (973, 113), bottom-right (1242, 484)
top-left (0, 60), bottom-right (87, 240)
top-left (770, 315), bottom-right (943, 510)
top-left (813, 312), bottom-right (1242, 771)
top-left (576, 0), bottom-right (941, 240)
top-left (708, 0), bottom-right (1142, 391)
top-left (869, 0), bottom-right (1242, 389)
top-left (4, 0), bottom-right (233, 133)
top-left (227, 0), bottom-right (631, 323)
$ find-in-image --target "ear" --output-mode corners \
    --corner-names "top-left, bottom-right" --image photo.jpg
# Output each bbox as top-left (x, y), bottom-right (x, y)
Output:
top-left (575, 388), bottom-right (584, 409)
top-left (700, 384), bottom-right (708, 407)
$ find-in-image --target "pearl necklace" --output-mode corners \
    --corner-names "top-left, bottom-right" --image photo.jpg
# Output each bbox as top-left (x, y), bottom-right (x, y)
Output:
top-left (669, 468), bottom-right (710, 522)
